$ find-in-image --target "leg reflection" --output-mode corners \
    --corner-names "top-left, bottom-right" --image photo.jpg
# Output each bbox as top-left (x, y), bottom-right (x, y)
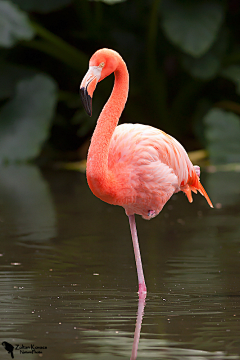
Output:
top-left (130, 293), bottom-right (146, 360)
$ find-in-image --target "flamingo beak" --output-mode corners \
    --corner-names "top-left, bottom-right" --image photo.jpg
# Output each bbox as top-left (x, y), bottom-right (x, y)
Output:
top-left (80, 66), bottom-right (103, 116)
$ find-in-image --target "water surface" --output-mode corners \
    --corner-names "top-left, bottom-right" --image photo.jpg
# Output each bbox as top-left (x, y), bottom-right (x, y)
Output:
top-left (0, 166), bottom-right (239, 359)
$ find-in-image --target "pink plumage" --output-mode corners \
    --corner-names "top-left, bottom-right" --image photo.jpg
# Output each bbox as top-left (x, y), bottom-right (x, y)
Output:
top-left (108, 123), bottom-right (202, 219)
top-left (80, 48), bottom-right (213, 296)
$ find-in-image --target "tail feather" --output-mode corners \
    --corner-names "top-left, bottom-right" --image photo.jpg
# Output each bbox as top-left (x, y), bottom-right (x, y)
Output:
top-left (183, 186), bottom-right (193, 203)
top-left (197, 181), bottom-right (214, 208)
top-left (182, 167), bottom-right (213, 208)
top-left (191, 187), bottom-right (197, 194)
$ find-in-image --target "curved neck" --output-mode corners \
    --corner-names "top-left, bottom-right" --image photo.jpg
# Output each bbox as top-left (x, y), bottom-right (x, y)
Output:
top-left (87, 58), bottom-right (129, 197)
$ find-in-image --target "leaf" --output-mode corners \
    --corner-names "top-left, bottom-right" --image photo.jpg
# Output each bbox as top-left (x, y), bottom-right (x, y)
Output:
top-left (182, 29), bottom-right (228, 80)
top-left (206, 171), bottom-right (240, 207)
top-left (221, 65), bottom-right (240, 96)
top-left (0, 74), bottom-right (58, 162)
top-left (90, 0), bottom-right (126, 4)
top-left (182, 52), bottom-right (221, 80)
top-left (160, 0), bottom-right (224, 57)
top-left (0, 63), bottom-right (36, 99)
top-left (0, 0), bottom-right (35, 47)
top-left (12, 0), bottom-right (73, 13)
top-left (204, 108), bottom-right (240, 164)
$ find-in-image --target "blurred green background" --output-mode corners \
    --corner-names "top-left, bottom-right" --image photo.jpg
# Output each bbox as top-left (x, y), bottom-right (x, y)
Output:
top-left (0, 0), bottom-right (240, 166)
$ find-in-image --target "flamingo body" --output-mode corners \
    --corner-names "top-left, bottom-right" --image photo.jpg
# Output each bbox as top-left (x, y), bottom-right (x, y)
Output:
top-left (80, 48), bottom-right (213, 294)
top-left (108, 123), bottom-right (205, 219)
top-left (88, 121), bottom-right (212, 220)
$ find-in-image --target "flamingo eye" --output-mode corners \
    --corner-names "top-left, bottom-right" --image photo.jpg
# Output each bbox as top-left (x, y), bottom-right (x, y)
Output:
top-left (99, 62), bottom-right (105, 68)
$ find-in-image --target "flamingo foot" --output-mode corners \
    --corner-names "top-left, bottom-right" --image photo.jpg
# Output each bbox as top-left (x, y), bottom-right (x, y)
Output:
top-left (148, 210), bottom-right (156, 218)
top-left (194, 165), bottom-right (200, 178)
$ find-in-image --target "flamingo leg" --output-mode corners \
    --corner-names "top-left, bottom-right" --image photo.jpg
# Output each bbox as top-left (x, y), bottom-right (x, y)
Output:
top-left (128, 215), bottom-right (147, 295)
top-left (130, 294), bottom-right (146, 360)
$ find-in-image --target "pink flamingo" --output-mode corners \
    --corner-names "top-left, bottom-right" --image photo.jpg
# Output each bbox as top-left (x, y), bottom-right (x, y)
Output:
top-left (80, 48), bottom-right (213, 296)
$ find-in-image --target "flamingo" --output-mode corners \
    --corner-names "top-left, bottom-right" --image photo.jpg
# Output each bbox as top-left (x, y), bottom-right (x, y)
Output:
top-left (80, 48), bottom-right (213, 295)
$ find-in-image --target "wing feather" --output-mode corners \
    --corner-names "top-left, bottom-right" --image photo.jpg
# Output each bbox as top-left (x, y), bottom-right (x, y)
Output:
top-left (108, 123), bottom-right (213, 217)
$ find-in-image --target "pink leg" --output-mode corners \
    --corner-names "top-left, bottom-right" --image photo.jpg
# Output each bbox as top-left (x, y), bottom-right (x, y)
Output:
top-left (128, 215), bottom-right (147, 295)
top-left (130, 294), bottom-right (146, 360)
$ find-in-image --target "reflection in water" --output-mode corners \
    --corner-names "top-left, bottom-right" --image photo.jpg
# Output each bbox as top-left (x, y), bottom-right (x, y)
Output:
top-left (0, 169), bottom-right (239, 359)
top-left (130, 294), bottom-right (146, 360)
top-left (65, 291), bottom-right (239, 360)
top-left (0, 165), bottom-right (56, 243)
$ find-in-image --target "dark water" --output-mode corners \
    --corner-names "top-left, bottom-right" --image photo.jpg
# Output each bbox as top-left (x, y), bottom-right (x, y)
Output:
top-left (0, 165), bottom-right (240, 359)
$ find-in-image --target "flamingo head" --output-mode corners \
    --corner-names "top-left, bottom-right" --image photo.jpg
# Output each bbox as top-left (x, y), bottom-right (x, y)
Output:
top-left (80, 48), bottom-right (119, 116)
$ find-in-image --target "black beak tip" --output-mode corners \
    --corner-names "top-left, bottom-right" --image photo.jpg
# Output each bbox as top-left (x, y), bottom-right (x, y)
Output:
top-left (80, 87), bottom-right (92, 117)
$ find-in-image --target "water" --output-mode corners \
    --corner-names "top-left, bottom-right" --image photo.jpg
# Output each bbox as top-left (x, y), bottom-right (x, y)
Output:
top-left (0, 165), bottom-right (240, 359)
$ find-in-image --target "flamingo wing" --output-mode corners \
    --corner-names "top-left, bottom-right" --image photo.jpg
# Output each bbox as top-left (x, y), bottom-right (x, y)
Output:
top-left (108, 123), bottom-right (212, 218)
top-left (108, 124), bottom-right (180, 218)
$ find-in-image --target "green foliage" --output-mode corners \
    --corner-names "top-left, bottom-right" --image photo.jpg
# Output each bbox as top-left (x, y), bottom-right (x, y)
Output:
top-left (0, 63), bottom-right (36, 99)
top-left (182, 29), bottom-right (228, 80)
top-left (91, 0), bottom-right (126, 4)
top-left (0, 0), bottom-right (239, 164)
top-left (0, 75), bottom-right (57, 162)
top-left (160, 0), bottom-right (224, 57)
top-left (221, 65), bottom-right (240, 96)
top-left (0, 0), bottom-right (35, 47)
top-left (204, 109), bottom-right (240, 164)
top-left (12, 0), bottom-right (73, 13)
